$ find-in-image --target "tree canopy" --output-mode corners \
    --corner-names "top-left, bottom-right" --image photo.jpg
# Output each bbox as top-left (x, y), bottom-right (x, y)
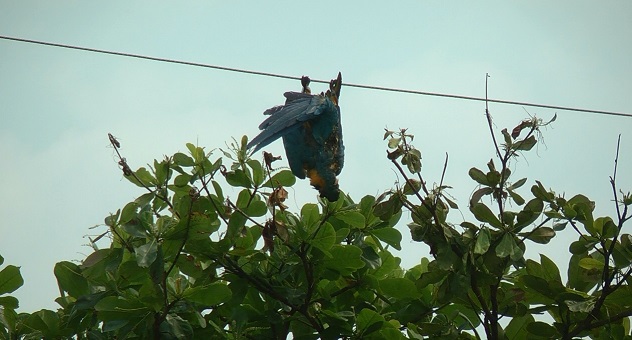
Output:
top-left (1, 112), bottom-right (631, 339)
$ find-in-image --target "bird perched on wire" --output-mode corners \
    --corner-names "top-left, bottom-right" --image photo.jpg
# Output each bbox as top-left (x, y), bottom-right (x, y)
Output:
top-left (247, 72), bottom-right (344, 201)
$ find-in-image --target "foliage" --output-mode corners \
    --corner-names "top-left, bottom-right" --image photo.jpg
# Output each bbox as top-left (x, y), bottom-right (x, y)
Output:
top-left (0, 113), bottom-right (631, 339)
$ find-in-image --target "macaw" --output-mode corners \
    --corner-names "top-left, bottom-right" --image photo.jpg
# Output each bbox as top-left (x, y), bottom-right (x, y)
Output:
top-left (247, 72), bottom-right (344, 201)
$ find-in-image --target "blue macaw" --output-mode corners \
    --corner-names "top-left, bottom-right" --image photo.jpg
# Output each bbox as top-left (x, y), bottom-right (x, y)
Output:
top-left (247, 73), bottom-right (344, 201)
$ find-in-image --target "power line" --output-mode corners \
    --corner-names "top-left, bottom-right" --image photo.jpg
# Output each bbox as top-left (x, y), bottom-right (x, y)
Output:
top-left (1, 34), bottom-right (630, 119)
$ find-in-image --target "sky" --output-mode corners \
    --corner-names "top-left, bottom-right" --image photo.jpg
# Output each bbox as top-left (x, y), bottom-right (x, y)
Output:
top-left (1, 2), bottom-right (631, 313)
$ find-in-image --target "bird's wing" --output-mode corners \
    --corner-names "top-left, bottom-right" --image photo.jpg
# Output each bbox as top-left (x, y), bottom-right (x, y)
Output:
top-left (247, 93), bottom-right (330, 151)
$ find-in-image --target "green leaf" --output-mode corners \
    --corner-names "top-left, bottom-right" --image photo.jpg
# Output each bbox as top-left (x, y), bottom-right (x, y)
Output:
top-left (323, 245), bottom-right (364, 275)
top-left (470, 203), bottom-right (502, 229)
top-left (184, 283), bottom-right (232, 306)
top-left (526, 321), bottom-right (558, 337)
top-left (95, 296), bottom-right (149, 321)
top-left (23, 309), bottom-right (62, 337)
top-left (0, 265), bottom-right (23, 295)
top-left (301, 203), bottom-right (320, 228)
top-left (474, 228), bottom-right (491, 254)
top-left (468, 167), bottom-right (489, 186)
top-left (135, 239), bottom-right (158, 268)
top-left (530, 181), bottom-right (554, 202)
top-left (336, 211), bottom-right (366, 229)
top-left (594, 217), bottom-right (617, 239)
top-left (311, 223), bottom-right (336, 253)
top-left (540, 254), bottom-right (561, 282)
top-left (417, 269), bottom-right (447, 288)
top-left (380, 278), bottom-right (420, 299)
top-left (470, 187), bottom-right (493, 206)
top-left (520, 226), bottom-right (555, 244)
top-left (508, 189), bottom-right (525, 206)
top-left (514, 198), bottom-right (544, 230)
top-left (371, 227), bottom-right (402, 250)
top-left (0, 296), bottom-right (19, 309)
top-left (225, 169), bottom-right (251, 188)
top-left (356, 308), bottom-right (385, 336)
top-left (508, 177), bottom-right (528, 190)
top-left (53, 262), bottom-right (88, 298)
top-left (512, 135), bottom-right (537, 151)
top-left (133, 167), bottom-right (157, 186)
top-left (262, 169), bottom-right (296, 188)
top-left (388, 137), bottom-right (401, 149)
top-left (496, 233), bottom-right (522, 260)
top-left (247, 160), bottom-right (264, 186)
top-left (173, 152), bottom-right (195, 167)
top-left (119, 202), bottom-right (139, 224)
top-left (578, 257), bottom-right (604, 270)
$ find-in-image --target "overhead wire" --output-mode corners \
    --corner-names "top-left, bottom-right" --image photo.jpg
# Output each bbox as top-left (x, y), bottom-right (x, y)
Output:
top-left (1, 34), bottom-right (630, 119)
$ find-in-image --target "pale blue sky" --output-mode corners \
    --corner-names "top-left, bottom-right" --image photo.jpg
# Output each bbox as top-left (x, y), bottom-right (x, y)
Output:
top-left (1, 2), bottom-right (631, 313)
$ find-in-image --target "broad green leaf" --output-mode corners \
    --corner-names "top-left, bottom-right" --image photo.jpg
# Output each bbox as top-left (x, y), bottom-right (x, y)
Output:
top-left (323, 245), bottom-right (364, 275)
top-left (163, 314), bottom-right (194, 339)
top-left (519, 227), bottom-right (555, 244)
top-left (262, 169), bottom-right (296, 188)
top-left (504, 314), bottom-right (533, 340)
top-left (526, 321), bottom-right (558, 337)
top-left (474, 228), bottom-right (491, 254)
top-left (184, 283), bottom-right (232, 306)
top-left (540, 254), bottom-right (561, 282)
top-left (496, 233), bottom-right (522, 260)
top-left (508, 189), bottom-right (525, 206)
top-left (311, 223), bottom-right (336, 253)
top-left (360, 244), bottom-right (382, 269)
top-left (336, 211), bottom-right (366, 229)
top-left (132, 167), bottom-right (156, 187)
top-left (23, 309), bottom-right (62, 337)
top-left (173, 152), bottom-right (195, 167)
top-left (417, 269), bottom-right (447, 289)
top-left (247, 159), bottom-right (264, 186)
top-left (568, 254), bottom-right (598, 292)
top-left (225, 169), bottom-right (251, 188)
top-left (594, 217), bottom-right (617, 239)
top-left (388, 137), bottom-right (401, 149)
top-left (356, 308), bottom-right (385, 335)
top-left (119, 202), bottom-right (138, 224)
top-left (95, 296), bottom-right (149, 321)
top-left (530, 181), bottom-right (554, 202)
top-left (371, 227), bottom-right (402, 250)
top-left (53, 262), bottom-right (88, 298)
top-left (512, 135), bottom-right (537, 151)
top-left (135, 239), bottom-right (158, 268)
top-left (470, 187), bottom-right (493, 206)
top-left (486, 170), bottom-right (501, 186)
top-left (0, 296), bottom-right (18, 309)
top-left (0, 265), bottom-right (23, 295)
top-left (380, 278), bottom-right (420, 299)
top-left (471, 203), bottom-right (502, 229)
top-left (514, 198), bottom-right (544, 230)
top-left (569, 238), bottom-right (597, 255)
top-left (508, 177), bottom-right (528, 190)
top-left (468, 167), bottom-right (489, 186)
top-left (301, 203), bottom-right (320, 228)
top-left (226, 212), bottom-right (247, 240)
top-left (154, 159), bottom-right (171, 184)
top-left (578, 257), bottom-right (604, 270)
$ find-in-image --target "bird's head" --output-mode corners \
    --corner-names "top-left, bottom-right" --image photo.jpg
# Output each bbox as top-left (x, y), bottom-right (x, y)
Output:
top-left (326, 72), bottom-right (342, 106)
top-left (301, 76), bottom-right (311, 94)
top-left (307, 168), bottom-right (340, 202)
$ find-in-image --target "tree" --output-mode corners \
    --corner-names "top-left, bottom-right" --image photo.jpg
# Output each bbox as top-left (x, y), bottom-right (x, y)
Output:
top-left (0, 110), bottom-right (630, 339)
